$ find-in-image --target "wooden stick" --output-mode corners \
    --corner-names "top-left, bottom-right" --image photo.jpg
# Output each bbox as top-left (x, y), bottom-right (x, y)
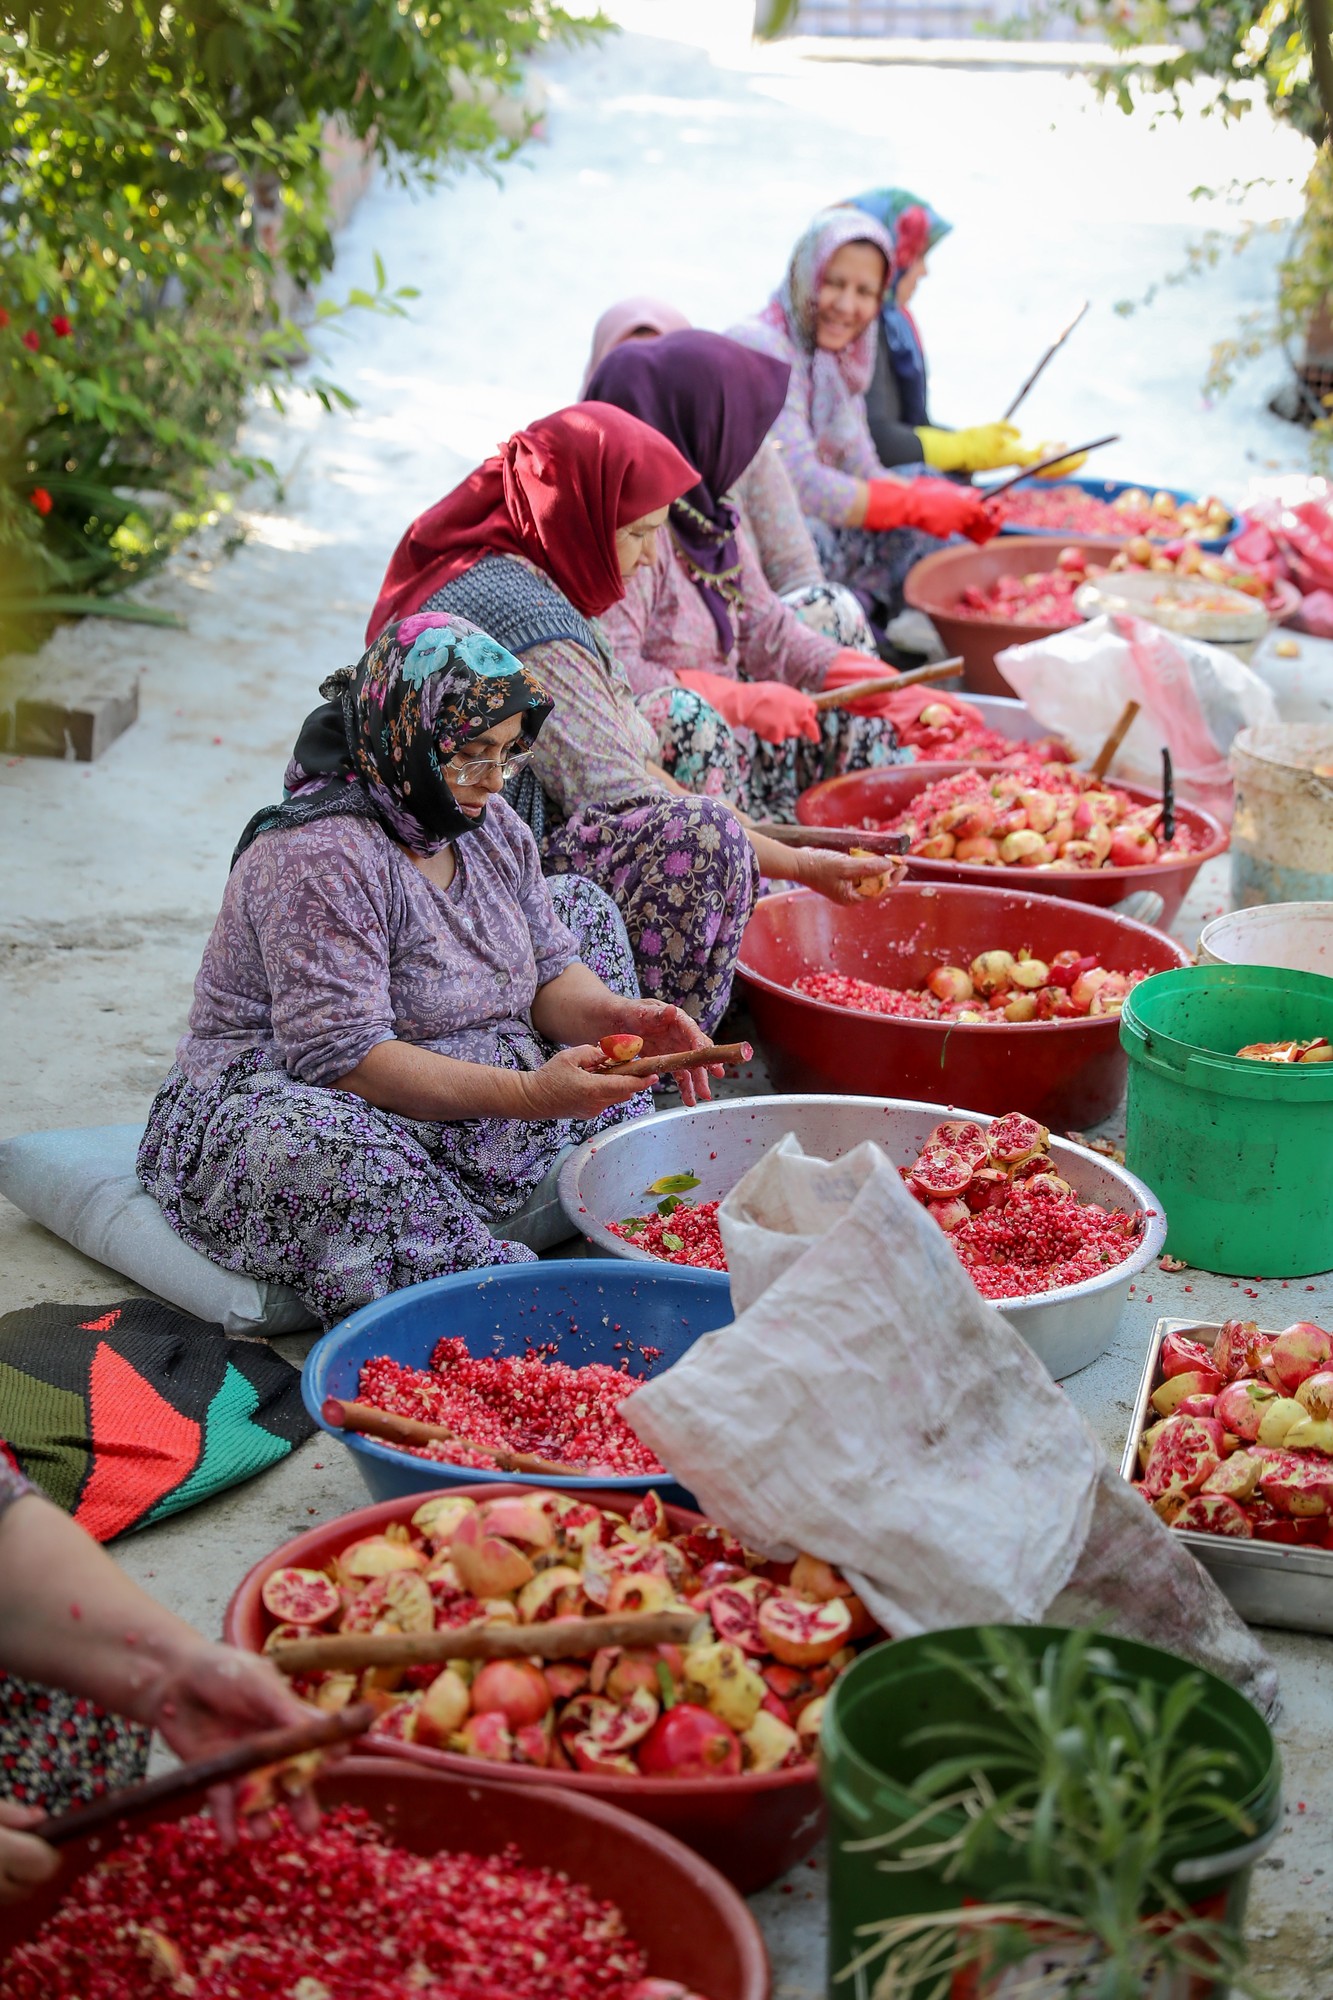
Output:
top-left (810, 656), bottom-right (963, 711)
top-left (748, 822), bottom-right (907, 854)
top-left (1089, 699), bottom-right (1141, 782)
top-left (32, 1704), bottom-right (376, 1848)
top-left (1002, 299), bottom-right (1090, 422)
top-left (271, 1611), bottom-right (707, 1678)
top-left (322, 1397), bottom-right (580, 1478)
top-left (981, 433), bottom-right (1120, 504)
top-left (601, 1039), bottom-right (752, 1079)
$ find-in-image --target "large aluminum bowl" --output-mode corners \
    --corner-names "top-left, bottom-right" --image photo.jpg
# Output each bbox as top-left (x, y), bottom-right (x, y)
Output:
top-left (559, 1095), bottom-right (1166, 1380)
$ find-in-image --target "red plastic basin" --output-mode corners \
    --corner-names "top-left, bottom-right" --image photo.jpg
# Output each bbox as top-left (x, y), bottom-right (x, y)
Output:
top-left (904, 536), bottom-right (1122, 696)
top-left (224, 1486), bottom-right (831, 1896)
top-left (797, 762), bottom-right (1226, 927)
top-left (0, 1757), bottom-right (769, 2000)
top-left (735, 881), bottom-right (1190, 1126)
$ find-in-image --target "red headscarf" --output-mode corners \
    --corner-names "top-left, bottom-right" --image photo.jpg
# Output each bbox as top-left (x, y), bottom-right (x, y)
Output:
top-left (367, 402), bottom-right (698, 643)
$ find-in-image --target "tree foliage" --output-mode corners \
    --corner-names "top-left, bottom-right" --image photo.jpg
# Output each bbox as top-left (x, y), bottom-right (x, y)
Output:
top-left (1, 0), bottom-right (593, 647)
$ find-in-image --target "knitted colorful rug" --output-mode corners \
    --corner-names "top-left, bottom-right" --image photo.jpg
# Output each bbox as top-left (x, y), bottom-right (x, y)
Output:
top-left (0, 1298), bottom-right (314, 1539)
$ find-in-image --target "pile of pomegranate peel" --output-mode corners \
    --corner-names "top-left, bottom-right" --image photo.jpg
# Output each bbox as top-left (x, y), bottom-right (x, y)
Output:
top-left (871, 761), bottom-right (1202, 871)
top-left (1135, 1319), bottom-right (1333, 1547)
top-left (793, 944), bottom-right (1146, 1025)
top-left (357, 1337), bottom-right (666, 1477)
top-left (2, 1803), bottom-right (696, 2000)
top-left (902, 1115), bottom-right (1145, 1300)
top-left (258, 1493), bottom-right (876, 1782)
top-left (888, 694), bottom-right (1074, 765)
top-left (1235, 1037), bottom-right (1332, 1066)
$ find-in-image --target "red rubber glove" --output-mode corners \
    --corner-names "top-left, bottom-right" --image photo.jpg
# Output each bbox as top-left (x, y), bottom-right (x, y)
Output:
top-left (818, 649), bottom-right (899, 719)
top-left (865, 478), bottom-right (998, 544)
top-left (674, 669), bottom-right (821, 745)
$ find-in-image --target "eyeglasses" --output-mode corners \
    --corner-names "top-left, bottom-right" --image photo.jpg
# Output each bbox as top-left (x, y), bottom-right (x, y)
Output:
top-left (444, 745), bottom-right (534, 785)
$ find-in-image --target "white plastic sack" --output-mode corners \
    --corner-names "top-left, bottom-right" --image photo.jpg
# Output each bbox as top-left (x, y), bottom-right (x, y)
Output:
top-left (995, 613), bottom-right (1279, 826)
top-left (625, 1135), bottom-right (1277, 1716)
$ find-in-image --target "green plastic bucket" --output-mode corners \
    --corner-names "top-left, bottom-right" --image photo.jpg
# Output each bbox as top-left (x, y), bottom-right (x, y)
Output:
top-left (1119, 964), bottom-right (1333, 1276)
top-left (821, 1626), bottom-right (1281, 2000)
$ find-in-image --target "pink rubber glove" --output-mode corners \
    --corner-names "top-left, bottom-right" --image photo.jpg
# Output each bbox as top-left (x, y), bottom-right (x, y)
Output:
top-left (818, 649), bottom-right (899, 719)
top-left (865, 478), bottom-right (997, 544)
top-left (675, 669), bottom-right (821, 745)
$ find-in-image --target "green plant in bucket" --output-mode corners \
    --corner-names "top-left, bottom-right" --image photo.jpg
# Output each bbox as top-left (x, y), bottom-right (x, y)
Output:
top-left (838, 1628), bottom-right (1266, 2000)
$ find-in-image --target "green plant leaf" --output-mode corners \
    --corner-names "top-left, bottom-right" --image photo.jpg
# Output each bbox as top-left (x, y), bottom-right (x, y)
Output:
top-left (647, 1172), bottom-right (701, 1195)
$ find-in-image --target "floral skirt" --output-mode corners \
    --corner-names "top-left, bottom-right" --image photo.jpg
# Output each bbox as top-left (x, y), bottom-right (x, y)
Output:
top-left (543, 792), bottom-right (759, 1034)
top-left (639, 680), bottom-right (907, 826)
top-left (137, 877), bottom-right (646, 1327)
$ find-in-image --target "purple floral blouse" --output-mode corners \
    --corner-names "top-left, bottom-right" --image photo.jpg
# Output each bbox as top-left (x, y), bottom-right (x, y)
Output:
top-left (176, 803), bottom-right (578, 1088)
top-left (600, 522), bottom-right (839, 699)
top-left (736, 441), bottom-right (824, 596)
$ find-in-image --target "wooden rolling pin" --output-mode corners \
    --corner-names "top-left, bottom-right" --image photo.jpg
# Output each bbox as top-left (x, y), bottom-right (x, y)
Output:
top-left (600, 1039), bottom-right (752, 1078)
top-left (810, 655), bottom-right (963, 712)
top-left (748, 823), bottom-right (907, 854)
top-left (32, 1703), bottom-right (376, 1847)
top-left (271, 1610), bottom-right (707, 1678)
top-left (323, 1397), bottom-right (580, 1478)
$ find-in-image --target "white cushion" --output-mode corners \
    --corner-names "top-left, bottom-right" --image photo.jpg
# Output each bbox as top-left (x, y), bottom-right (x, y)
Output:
top-left (0, 1125), bottom-right (579, 1339)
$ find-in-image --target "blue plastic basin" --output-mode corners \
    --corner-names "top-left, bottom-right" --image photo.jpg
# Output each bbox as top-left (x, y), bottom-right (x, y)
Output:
top-left (301, 1259), bottom-right (733, 1503)
top-left (994, 475), bottom-right (1243, 554)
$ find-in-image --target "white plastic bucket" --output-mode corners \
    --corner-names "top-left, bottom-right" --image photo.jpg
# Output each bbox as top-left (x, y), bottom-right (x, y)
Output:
top-left (1229, 724), bottom-right (1333, 906)
top-left (1198, 901), bottom-right (1333, 976)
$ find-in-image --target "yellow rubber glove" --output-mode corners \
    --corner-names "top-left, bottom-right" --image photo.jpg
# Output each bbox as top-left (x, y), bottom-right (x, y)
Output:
top-left (1023, 441), bottom-right (1090, 480)
top-left (916, 422), bottom-right (1024, 474)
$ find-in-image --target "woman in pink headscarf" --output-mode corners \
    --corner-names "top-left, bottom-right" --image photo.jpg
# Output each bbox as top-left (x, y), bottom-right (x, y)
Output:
top-left (580, 295), bottom-right (878, 651)
top-left (728, 207), bottom-right (996, 625)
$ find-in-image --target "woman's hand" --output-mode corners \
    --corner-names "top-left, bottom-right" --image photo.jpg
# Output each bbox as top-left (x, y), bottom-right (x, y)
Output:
top-left (0, 1800), bottom-right (59, 1905)
top-left (790, 848), bottom-right (908, 906)
top-left (600, 998), bottom-right (723, 1108)
top-left (818, 650), bottom-right (899, 720)
top-left (141, 1641), bottom-right (327, 1844)
top-left (520, 1046), bottom-right (651, 1121)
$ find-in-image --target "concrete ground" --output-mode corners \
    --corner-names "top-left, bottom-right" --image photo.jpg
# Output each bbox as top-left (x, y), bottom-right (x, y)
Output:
top-left (3, 7), bottom-right (1332, 1992)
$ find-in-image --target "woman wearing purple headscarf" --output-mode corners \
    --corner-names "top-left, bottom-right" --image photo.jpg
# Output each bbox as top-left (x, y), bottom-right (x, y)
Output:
top-left (590, 329), bottom-right (912, 821)
top-left (728, 208), bottom-right (996, 625)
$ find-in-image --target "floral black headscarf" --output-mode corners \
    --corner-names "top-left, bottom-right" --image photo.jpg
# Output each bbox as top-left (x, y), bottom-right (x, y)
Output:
top-left (232, 612), bottom-right (552, 865)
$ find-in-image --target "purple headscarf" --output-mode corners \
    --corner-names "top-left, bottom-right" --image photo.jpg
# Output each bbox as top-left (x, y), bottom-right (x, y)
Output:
top-left (585, 328), bottom-right (790, 653)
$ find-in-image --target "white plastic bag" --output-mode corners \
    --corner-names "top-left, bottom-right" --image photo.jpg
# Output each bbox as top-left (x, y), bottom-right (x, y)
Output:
top-left (625, 1135), bottom-right (1277, 1715)
top-left (995, 613), bottom-right (1279, 825)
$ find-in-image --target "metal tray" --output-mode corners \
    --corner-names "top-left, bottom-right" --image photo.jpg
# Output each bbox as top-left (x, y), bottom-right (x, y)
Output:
top-left (560, 1094), bottom-right (1166, 1381)
top-left (1120, 1316), bottom-right (1333, 1636)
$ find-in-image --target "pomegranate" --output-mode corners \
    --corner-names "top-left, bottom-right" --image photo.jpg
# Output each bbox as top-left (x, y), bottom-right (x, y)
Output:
top-left (1297, 1369), bottom-right (1333, 1421)
top-left (908, 1145), bottom-right (974, 1199)
top-left (986, 1112), bottom-right (1048, 1165)
top-left (259, 1567), bottom-right (341, 1627)
top-left (1214, 1379), bottom-right (1278, 1442)
top-left (1170, 1494), bottom-right (1253, 1538)
top-left (757, 1594), bottom-right (853, 1668)
top-left (1150, 1368), bottom-right (1223, 1417)
top-left (411, 1667), bottom-right (470, 1747)
top-left (1159, 1330), bottom-right (1218, 1380)
top-left (599, 1032), bottom-right (644, 1061)
top-left (1140, 1414), bottom-right (1225, 1506)
top-left (638, 1704), bottom-right (742, 1779)
top-left (705, 1585), bottom-right (765, 1654)
top-left (1265, 1322), bottom-right (1333, 1395)
top-left (470, 1659), bottom-right (553, 1729)
top-left (450, 1512), bottom-right (535, 1598)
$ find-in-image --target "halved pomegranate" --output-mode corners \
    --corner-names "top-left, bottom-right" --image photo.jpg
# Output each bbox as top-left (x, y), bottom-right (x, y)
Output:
top-left (757, 1593), bottom-right (853, 1668)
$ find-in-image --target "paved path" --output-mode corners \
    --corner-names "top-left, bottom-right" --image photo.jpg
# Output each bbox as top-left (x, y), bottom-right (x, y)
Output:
top-left (1, 12), bottom-right (1330, 1992)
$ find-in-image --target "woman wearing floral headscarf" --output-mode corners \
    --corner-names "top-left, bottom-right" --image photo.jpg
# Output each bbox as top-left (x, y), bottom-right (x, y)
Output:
top-left (841, 187), bottom-right (1084, 481)
top-left (727, 207), bottom-right (996, 623)
top-left (137, 614), bottom-right (719, 1326)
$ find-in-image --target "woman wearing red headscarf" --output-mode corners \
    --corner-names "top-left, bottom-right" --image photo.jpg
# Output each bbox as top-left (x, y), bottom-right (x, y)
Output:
top-left (368, 404), bottom-right (900, 1032)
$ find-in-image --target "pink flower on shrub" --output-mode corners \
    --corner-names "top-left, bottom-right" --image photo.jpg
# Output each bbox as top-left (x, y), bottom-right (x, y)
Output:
top-left (50, 315), bottom-right (72, 337)
top-left (30, 488), bottom-right (53, 516)
top-left (21, 330), bottom-right (39, 352)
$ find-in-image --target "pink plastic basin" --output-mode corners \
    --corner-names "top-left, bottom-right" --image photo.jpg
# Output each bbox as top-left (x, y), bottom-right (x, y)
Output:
top-left (225, 1485), bottom-right (842, 1896)
top-left (797, 762), bottom-right (1227, 927)
top-left (735, 880), bottom-right (1190, 1126)
top-left (0, 1758), bottom-right (769, 2000)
